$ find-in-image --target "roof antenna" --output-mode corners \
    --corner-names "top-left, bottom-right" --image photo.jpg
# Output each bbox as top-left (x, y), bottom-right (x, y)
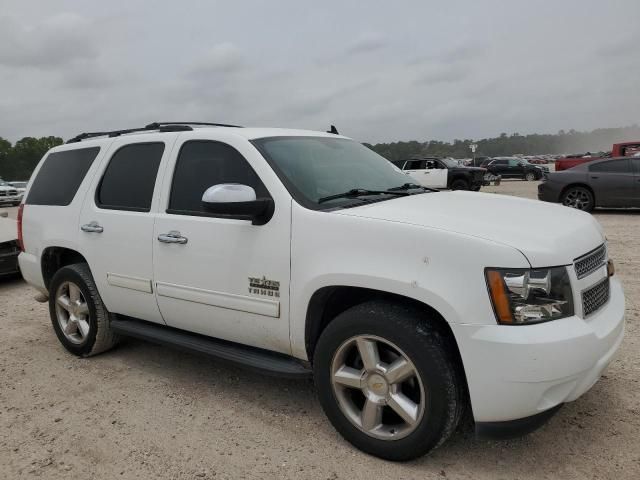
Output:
top-left (327, 125), bottom-right (339, 135)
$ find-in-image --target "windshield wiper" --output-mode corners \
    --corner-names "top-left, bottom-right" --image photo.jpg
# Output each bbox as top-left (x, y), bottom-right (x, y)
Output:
top-left (387, 182), bottom-right (438, 193)
top-left (318, 188), bottom-right (410, 204)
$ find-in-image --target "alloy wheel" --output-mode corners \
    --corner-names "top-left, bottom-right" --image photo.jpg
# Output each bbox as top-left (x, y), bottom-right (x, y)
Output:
top-left (563, 189), bottom-right (591, 210)
top-left (55, 281), bottom-right (91, 344)
top-left (330, 335), bottom-right (425, 440)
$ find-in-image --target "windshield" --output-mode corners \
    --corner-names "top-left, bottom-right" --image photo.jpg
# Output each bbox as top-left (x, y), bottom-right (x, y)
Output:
top-left (253, 136), bottom-right (423, 209)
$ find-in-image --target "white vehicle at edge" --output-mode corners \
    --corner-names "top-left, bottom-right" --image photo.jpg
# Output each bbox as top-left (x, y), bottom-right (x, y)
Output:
top-left (18, 123), bottom-right (624, 461)
top-left (0, 180), bottom-right (22, 206)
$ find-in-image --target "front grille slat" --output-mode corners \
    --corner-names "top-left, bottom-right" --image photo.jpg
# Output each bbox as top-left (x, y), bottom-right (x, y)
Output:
top-left (574, 244), bottom-right (607, 279)
top-left (582, 277), bottom-right (610, 317)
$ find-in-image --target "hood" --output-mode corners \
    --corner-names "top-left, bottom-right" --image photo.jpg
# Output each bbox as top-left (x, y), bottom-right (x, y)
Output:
top-left (336, 191), bottom-right (604, 267)
top-left (0, 216), bottom-right (17, 243)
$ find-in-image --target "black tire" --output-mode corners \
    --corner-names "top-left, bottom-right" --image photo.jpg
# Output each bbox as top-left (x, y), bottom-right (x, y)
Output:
top-left (561, 186), bottom-right (594, 212)
top-left (450, 179), bottom-right (470, 190)
top-left (48, 263), bottom-right (118, 357)
top-left (313, 301), bottom-right (464, 461)
top-left (525, 171), bottom-right (537, 181)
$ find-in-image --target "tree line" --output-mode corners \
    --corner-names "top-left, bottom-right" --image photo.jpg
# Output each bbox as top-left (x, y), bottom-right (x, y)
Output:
top-left (364, 125), bottom-right (640, 161)
top-left (1, 124), bottom-right (639, 180)
top-left (0, 136), bottom-right (63, 181)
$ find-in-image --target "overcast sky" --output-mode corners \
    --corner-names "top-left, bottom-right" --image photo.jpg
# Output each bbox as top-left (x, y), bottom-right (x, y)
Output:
top-left (1, 0), bottom-right (638, 144)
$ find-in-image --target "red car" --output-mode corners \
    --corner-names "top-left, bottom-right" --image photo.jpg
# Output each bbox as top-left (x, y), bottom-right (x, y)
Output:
top-left (556, 142), bottom-right (640, 171)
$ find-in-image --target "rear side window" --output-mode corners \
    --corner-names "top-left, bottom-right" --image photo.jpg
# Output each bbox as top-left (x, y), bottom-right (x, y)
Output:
top-left (96, 143), bottom-right (165, 212)
top-left (168, 140), bottom-right (269, 216)
top-left (589, 159), bottom-right (630, 173)
top-left (26, 147), bottom-right (100, 206)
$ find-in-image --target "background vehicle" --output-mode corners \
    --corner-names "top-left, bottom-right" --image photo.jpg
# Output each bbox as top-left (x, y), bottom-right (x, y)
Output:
top-left (18, 122), bottom-right (624, 461)
top-left (392, 157), bottom-right (486, 190)
top-left (0, 180), bottom-right (21, 206)
top-left (555, 142), bottom-right (640, 171)
top-left (9, 181), bottom-right (28, 195)
top-left (0, 212), bottom-right (19, 277)
top-left (538, 157), bottom-right (640, 211)
top-left (481, 157), bottom-right (544, 180)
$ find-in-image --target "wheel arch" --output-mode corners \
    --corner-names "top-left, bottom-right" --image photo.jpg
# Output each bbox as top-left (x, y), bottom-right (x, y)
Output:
top-left (304, 286), bottom-right (466, 383)
top-left (41, 246), bottom-right (88, 290)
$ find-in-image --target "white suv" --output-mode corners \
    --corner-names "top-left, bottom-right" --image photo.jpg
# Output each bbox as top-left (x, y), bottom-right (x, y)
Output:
top-left (18, 122), bottom-right (624, 461)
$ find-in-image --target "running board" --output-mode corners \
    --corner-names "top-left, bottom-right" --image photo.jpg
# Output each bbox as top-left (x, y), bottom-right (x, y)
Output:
top-left (110, 318), bottom-right (311, 379)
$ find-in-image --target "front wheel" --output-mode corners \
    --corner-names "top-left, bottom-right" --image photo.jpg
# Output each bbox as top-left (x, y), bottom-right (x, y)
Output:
top-left (525, 172), bottom-right (537, 181)
top-left (450, 179), bottom-right (470, 190)
top-left (313, 301), bottom-right (464, 461)
top-left (561, 186), bottom-right (594, 212)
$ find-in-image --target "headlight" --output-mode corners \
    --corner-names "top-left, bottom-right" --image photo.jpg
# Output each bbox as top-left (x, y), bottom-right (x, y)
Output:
top-left (485, 267), bottom-right (574, 325)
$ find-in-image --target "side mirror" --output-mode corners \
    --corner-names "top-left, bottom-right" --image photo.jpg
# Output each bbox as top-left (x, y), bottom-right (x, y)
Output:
top-left (201, 184), bottom-right (273, 225)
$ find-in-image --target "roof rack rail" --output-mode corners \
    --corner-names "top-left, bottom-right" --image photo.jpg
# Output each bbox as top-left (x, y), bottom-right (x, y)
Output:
top-left (67, 121), bottom-right (242, 143)
top-left (145, 121), bottom-right (243, 129)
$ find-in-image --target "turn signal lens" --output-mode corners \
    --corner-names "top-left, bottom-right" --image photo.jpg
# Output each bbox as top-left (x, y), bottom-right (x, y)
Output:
top-left (486, 270), bottom-right (513, 324)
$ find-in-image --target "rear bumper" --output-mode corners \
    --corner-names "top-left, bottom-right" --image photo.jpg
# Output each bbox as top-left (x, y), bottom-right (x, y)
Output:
top-left (451, 277), bottom-right (625, 424)
top-left (18, 251), bottom-right (46, 292)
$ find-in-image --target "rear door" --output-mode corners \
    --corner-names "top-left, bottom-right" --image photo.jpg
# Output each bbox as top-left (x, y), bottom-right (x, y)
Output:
top-left (78, 134), bottom-right (177, 324)
top-left (489, 159), bottom-right (508, 176)
top-left (508, 159), bottom-right (525, 178)
top-left (588, 159), bottom-right (635, 207)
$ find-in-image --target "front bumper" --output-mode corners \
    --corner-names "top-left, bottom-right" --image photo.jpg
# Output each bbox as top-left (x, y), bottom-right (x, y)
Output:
top-left (451, 276), bottom-right (625, 424)
top-left (0, 194), bottom-right (22, 205)
top-left (537, 180), bottom-right (562, 202)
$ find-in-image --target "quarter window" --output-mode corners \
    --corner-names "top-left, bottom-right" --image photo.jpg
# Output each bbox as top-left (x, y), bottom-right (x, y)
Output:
top-left (26, 147), bottom-right (100, 206)
top-left (589, 159), bottom-right (630, 174)
top-left (96, 143), bottom-right (165, 212)
top-left (168, 140), bottom-right (269, 216)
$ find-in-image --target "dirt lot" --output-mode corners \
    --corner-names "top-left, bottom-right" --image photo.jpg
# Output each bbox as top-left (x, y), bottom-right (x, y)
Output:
top-left (1, 183), bottom-right (639, 480)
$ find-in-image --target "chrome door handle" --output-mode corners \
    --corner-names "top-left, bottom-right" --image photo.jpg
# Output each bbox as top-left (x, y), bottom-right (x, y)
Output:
top-left (81, 221), bottom-right (103, 233)
top-left (158, 230), bottom-right (188, 244)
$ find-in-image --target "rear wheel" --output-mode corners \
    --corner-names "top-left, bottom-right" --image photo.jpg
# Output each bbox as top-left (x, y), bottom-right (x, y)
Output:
top-left (313, 301), bottom-right (464, 461)
top-left (561, 186), bottom-right (594, 212)
top-left (450, 179), bottom-right (469, 190)
top-left (49, 263), bottom-right (118, 357)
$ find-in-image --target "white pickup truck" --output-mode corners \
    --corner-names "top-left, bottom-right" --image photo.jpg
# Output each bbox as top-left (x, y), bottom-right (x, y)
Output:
top-left (18, 122), bottom-right (624, 461)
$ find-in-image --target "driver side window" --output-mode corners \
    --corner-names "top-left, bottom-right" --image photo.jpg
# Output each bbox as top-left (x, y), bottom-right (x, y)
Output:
top-left (168, 140), bottom-right (270, 216)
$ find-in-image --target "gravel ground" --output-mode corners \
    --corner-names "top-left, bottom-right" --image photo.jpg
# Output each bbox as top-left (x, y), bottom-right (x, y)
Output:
top-left (1, 183), bottom-right (639, 480)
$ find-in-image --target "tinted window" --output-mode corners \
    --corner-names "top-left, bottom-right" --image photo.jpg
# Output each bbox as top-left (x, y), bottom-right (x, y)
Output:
top-left (97, 143), bottom-right (164, 212)
top-left (494, 160), bottom-right (508, 165)
top-left (406, 160), bottom-right (425, 170)
top-left (508, 159), bottom-right (520, 166)
top-left (168, 141), bottom-right (269, 215)
top-left (589, 159), bottom-right (630, 173)
top-left (27, 147), bottom-right (100, 206)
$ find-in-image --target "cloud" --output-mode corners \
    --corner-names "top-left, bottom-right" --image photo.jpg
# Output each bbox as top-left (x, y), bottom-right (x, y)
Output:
top-left (345, 33), bottom-right (387, 55)
top-left (188, 43), bottom-right (246, 77)
top-left (0, 13), bottom-right (97, 69)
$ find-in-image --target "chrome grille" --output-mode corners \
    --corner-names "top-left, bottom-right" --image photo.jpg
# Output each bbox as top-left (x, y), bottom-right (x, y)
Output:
top-left (582, 277), bottom-right (610, 317)
top-left (574, 244), bottom-right (607, 279)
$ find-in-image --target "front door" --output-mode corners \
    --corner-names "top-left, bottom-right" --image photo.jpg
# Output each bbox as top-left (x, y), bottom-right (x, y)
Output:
top-left (152, 138), bottom-right (292, 354)
top-left (404, 160), bottom-right (447, 188)
top-left (78, 135), bottom-right (177, 324)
